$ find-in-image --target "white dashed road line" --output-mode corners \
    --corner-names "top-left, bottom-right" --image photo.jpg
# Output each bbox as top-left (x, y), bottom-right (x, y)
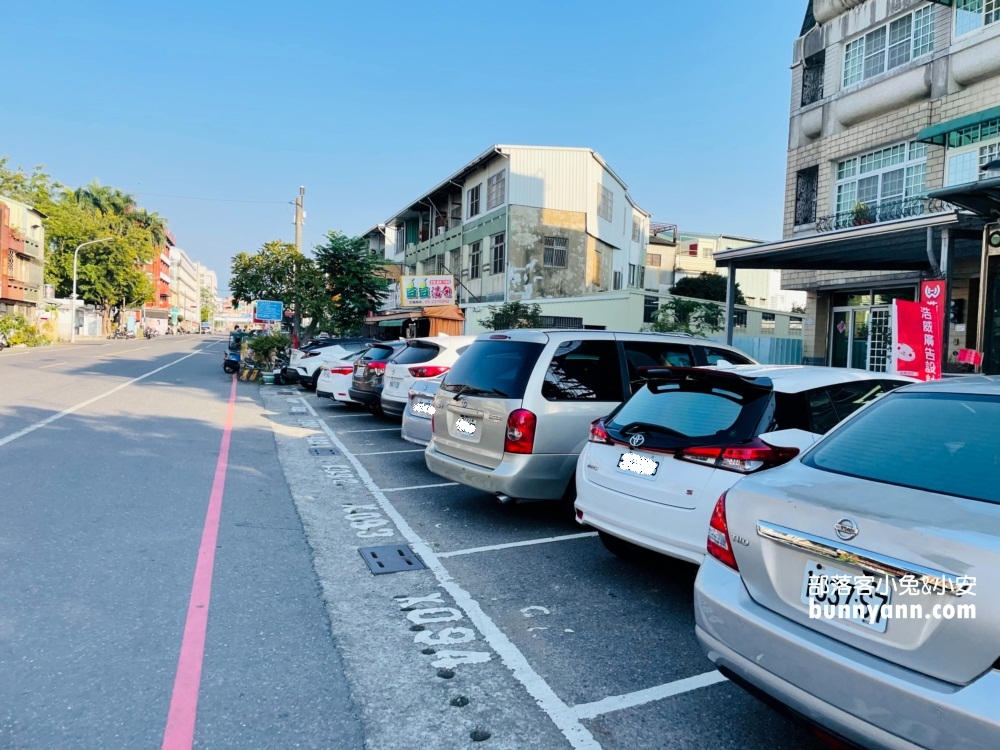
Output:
top-left (381, 482), bottom-right (459, 493)
top-left (437, 533), bottom-right (599, 559)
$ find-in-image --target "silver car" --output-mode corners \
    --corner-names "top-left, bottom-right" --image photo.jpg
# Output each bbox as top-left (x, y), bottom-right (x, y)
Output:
top-left (694, 375), bottom-right (1000, 750)
top-left (400, 377), bottom-right (442, 447)
top-left (424, 329), bottom-right (755, 502)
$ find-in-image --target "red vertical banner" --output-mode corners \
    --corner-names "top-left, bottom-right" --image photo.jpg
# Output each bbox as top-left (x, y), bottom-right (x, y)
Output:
top-left (893, 299), bottom-right (941, 380)
top-left (920, 279), bottom-right (946, 373)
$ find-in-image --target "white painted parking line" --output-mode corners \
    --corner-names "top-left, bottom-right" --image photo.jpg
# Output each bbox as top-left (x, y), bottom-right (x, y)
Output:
top-left (381, 482), bottom-right (459, 493)
top-left (353, 449), bottom-right (425, 456)
top-left (339, 427), bottom-right (402, 433)
top-left (297, 397), bottom-right (603, 750)
top-left (38, 362), bottom-right (67, 369)
top-left (438, 533), bottom-right (599, 559)
top-left (320, 413), bottom-right (375, 419)
top-left (571, 671), bottom-right (728, 720)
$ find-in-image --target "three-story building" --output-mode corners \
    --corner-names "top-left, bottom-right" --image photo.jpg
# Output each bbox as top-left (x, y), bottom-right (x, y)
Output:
top-left (0, 195), bottom-right (45, 321)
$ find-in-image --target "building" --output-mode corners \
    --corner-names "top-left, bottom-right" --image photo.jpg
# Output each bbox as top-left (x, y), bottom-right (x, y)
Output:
top-left (143, 231), bottom-right (174, 331)
top-left (169, 248), bottom-right (200, 331)
top-left (0, 195), bottom-right (45, 320)
top-left (366, 145), bottom-right (651, 334)
top-left (713, 0), bottom-right (1000, 373)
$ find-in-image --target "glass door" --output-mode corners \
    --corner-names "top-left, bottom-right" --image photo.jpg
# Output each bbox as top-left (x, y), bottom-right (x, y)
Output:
top-left (831, 309), bottom-right (850, 367)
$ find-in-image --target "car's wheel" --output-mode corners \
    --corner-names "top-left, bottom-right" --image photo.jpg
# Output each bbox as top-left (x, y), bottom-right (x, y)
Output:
top-left (309, 371), bottom-right (321, 391)
top-left (223, 363), bottom-right (238, 374)
top-left (598, 530), bottom-right (642, 560)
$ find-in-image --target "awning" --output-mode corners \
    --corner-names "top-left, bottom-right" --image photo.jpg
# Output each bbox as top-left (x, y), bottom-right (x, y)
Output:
top-left (916, 105), bottom-right (1000, 145)
top-left (379, 319), bottom-right (405, 328)
top-left (927, 177), bottom-right (1000, 219)
top-left (713, 211), bottom-right (984, 271)
top-left (421, 304), bottom-right (465, 321)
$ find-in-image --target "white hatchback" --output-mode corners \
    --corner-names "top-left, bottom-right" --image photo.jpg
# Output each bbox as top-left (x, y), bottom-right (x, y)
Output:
top-left (380, 335), bottom-right (476, 418)
top-left (575, 365), bottom-right (913, 565)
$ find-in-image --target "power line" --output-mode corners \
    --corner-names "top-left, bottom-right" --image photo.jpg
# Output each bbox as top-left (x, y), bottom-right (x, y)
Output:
top-left (130, 191), bottom-right (291, 205)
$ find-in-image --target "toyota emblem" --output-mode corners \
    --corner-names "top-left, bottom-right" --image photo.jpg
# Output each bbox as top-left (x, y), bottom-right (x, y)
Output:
top-left (834, 518), bottom-right (859, 541)
top-left (629, 434), bottom-right (645, 448)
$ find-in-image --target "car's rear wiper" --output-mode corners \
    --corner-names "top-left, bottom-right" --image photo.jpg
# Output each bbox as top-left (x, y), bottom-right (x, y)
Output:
top-left (451, 385), bottom-right (510, 399)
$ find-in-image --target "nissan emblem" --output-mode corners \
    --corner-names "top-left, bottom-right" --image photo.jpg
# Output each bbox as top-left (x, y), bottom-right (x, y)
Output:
top-left (834, 518), bottom-right (859, 541)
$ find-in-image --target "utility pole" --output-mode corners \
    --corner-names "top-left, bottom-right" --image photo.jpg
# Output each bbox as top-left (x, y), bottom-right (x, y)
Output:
top-left (294, 186), bottom-right (305, 253)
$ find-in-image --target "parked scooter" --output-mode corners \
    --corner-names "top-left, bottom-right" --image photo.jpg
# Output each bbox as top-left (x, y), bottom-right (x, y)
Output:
top-left (0, 331), bottom-right (7, 351)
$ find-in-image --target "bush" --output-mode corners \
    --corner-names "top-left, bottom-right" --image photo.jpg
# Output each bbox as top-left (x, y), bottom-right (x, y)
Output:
top-left (246, 331), bottom-right (291, 366)
top-left (0, 313), bottom-right (52, 347)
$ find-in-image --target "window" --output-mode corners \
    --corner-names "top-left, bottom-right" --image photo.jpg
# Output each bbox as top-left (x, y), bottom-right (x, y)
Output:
top-left (945, 116), bottom-right (1000, 185)
top-left (955, 0), bottom-right (1000, 36)
top-left (623, 341), bottom-right (696, 393)
top-left (613, 270), bottom-right (623, 290)
top-left (631, 218), bottom-right (641, 242)
top-left (795, 166), bottom-right (819, 225)
top-left (843, 7), bottom-right (935, 87)
top-left (469, 241), bottom-right (482, 280)
top-left (836, 141), bottom-right (927, 217)
top-left (490, 232), bottom-right (505, 274)
top-left (543, 236), bottom-right (568, 267)
top-left (435, 254), bottom-right (447, 274)
top-left (647, 253), bottom-right (661, 267)
top-left (394, 226), bottom-right (404, 254)
top-left (733, 309), bottom-right (748, 331)
top-left (697, 346), bottom-right (755, 366)
top-left (801, 51), bottom-right (825, 106)
top-left (643, 296), bottom-right (660, 324)
top-left (761, 312), bottom-right (776, 336)
top-left (789, 316), bottom-right (804, 334)
top-left (487, 171), bottom-right (505, 210)
top-left (542, 340), bottom-right (623, 402)
top-left (441, 340), bottom-right (546, 401)
top-left (598, 186), bottom-right (613, 221)
top-left (628, 263), bottom-right (637, 287)
top-left (468, 184), bottom-right (481, 218)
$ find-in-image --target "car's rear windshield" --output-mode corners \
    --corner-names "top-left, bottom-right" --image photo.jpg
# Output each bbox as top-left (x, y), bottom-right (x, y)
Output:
top-left (440, 340), bottom-right (545, 400)
top-left (803, 392), bottom-right (1000, 504)
top-left (363, 345), bottom-right (400, 363)
top-left (392, 341), bottom-right (441, 366)
top-left (605, 373), bottom-right (774, 450)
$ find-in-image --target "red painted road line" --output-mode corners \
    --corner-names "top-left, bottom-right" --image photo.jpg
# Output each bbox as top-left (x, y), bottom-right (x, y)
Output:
top-left (162, 375), bottom-right (238, 750)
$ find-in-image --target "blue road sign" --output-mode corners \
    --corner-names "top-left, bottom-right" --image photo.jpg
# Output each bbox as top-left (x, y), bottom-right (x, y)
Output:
top-left (255, 300), bottom-right (284, 321)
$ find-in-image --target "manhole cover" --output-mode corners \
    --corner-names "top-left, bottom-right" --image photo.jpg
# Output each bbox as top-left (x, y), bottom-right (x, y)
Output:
top-left (309, 448), bottom-right (337, 456)
top-left (359, 545), bottom-right (426, 575)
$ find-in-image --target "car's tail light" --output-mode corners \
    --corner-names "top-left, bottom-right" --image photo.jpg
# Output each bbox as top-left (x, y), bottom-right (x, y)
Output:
top-left (676, 438), bottom-right (798, 474)
top-left (504, 409), bottom-right (536, 454)
top-left (588, 418), bottom-right (613, 445)
top-left (707, 492), bottom-right (739, 571)
top-left (367, 361), bottom-right (388, 371)
top-left (409, 365), bottom-right (450, 378)
top-left (329, 366), bottom-right (354, 375)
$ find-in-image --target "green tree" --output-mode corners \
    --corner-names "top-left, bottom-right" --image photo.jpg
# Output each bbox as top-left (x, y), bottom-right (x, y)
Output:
top-left (312, 231), bottom-right (391, 338)
top-left (670, 272), bottom-right (746, 305)
top-left (0, 158), bottom-right (57, 208)
top-left (645, 298), bottom-right (725, 336)
top-left (478, 301), bottom-right (543, 330)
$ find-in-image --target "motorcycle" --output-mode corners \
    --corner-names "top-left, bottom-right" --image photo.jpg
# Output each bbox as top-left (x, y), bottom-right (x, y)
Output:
top-left (0, 331), bottom-right (7, 351)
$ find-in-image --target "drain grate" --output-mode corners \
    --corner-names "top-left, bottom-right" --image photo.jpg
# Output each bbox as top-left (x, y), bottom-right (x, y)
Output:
top-left (309, 447), bottom-right (337, 456)
top-left (359, 545), bottom-right (426, 575)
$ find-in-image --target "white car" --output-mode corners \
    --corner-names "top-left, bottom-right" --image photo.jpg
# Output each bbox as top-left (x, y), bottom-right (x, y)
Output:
top-left (316, 349), bottom-right (370, 403)
top-left (380, 335), bottom-right (476, 418)
top-left (294, 338), bottom-right (375, 390)
top-left (575, 365), bottom-right (914, 565)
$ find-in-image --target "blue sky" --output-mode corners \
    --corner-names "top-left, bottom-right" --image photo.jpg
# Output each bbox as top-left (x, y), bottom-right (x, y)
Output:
top-left (6, 1), bottom-right (806, 291)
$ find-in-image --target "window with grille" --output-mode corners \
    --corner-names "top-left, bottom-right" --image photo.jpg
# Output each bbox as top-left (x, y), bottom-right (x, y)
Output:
top-left (628, 264), bottom-right (637, 287)
top-left (543, 237), bottom-right (568, 268)
top-left (468, 184), bottom-right (481, 218)
top-left (761, 312), bottom-right (776, 336)
top-left (945, 117), bottom-right (1000, 185)
top-left (843, 6), bottom-right (935, 87)
top-left (598, 186), bottom-right (613, 221)
top-left (836, 141), bottom-right (927, 216)
top-left (491, 233), bottom-right (505, 275)
top-left (955, 0), bottom-right (999, 36)
top-left (801, 52), bottom-right (825, 107)
top-left (795, 166), bottom-right (819, 225)
top-left (470, 241), bottom-right (482, 280)
top-left (435, 255), bottom-right (446, 274)
top-left (613, 271), bottom-right (623, 290)
top-left (631, 218), bottom-right (641, 242)
top-left (487, 171), bottom-right (505, 210)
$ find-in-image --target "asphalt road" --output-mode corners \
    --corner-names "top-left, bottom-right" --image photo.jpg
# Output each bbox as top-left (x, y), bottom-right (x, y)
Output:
top-left (1, 337), bottom-right (825, 749)
top-left (0, 336), bottom-right (363, 749)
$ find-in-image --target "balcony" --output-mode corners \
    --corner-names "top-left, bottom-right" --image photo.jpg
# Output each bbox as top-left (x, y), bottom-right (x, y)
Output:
top-left (1, 277), bottom-right (40, 302)
top-left (815, 196), bottom-right (955, 233)
top-left (1, 226), bottom-right (26, 254)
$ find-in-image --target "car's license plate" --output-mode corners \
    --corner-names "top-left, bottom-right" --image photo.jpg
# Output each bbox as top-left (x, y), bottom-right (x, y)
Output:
top-left (388, 378), bottom-right (401, 389)
top-left (616, 452), bottom-right (659, 478)
top-left (801, 559), bottom-right (891, 633)
top-left (454, 417), bottom-right (477, 436)
top-left (411, 399), bottom-right (435, 416)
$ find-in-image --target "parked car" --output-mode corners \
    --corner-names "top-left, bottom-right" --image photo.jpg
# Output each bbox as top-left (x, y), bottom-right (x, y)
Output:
top-left (316, 348), bottom-right (370, 402)
top-left (294, 338), bottom-right (376, 390)
top-left (283, 336), bottom-right (348, 383)
top-left (694, 375), bottom-right (1000, 750)
top-left (424, 329), bottom-right (756, 503)
top-left (400, 377), bottom-right (444, 447)
top-left (348, 341), bottom-right (408, 415)
top-left (575, 365), bottom-right (913, 564)
top-left (380, 335), bottom-right (477, 418)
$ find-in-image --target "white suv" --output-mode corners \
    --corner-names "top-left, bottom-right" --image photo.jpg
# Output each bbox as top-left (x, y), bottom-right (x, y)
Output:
top-left (380, 335), bottom-right (476, 418)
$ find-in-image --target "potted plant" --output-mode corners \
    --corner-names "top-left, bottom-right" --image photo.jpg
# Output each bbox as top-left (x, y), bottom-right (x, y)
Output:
top-left (851, 201), bottom-right (875, 226)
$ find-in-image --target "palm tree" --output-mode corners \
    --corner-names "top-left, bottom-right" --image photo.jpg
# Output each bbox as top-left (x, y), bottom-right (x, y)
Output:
top-left (132, 209), bottom-right (169, 248)
top-left (72, 181), bottom-right (136, 217)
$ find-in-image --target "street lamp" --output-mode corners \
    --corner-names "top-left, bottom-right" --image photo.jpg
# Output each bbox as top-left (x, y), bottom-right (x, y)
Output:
top-left (70, 237), bottom-right (114, 343)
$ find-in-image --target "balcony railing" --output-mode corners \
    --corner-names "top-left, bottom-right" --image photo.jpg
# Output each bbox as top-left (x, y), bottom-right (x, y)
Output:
top-left (1, 277), bottom-right (40, 302)
top-left (815, 197), bottom-right (955, 233)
